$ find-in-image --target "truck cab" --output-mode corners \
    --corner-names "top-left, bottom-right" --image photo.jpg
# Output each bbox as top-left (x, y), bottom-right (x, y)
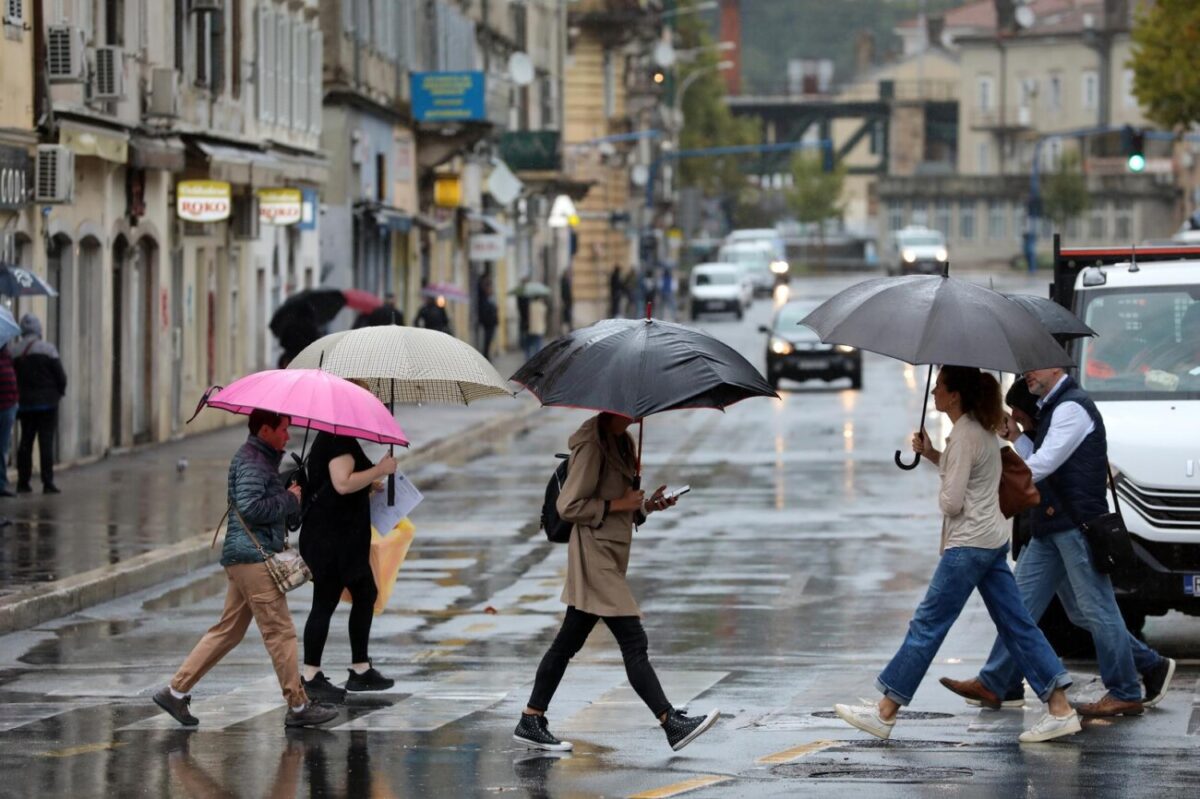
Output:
top-left (1053, 240), bottom-right (1200, 630)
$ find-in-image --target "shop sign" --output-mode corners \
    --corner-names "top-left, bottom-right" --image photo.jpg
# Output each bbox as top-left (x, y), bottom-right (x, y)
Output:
top-left (177, 180), bottom-right (232, 222)
top-left (297, 188), bottom-right (319, 231)
top-left (0, 146), bottom-right (31, 211)
top-left (410, 72), bottom-right (486, 123)
top-left (258, 188), bottom-right (303, 226)
top-left (468, 233), bottom-right (505, 261)
top-left (434, 175), bottom-right (462, 208)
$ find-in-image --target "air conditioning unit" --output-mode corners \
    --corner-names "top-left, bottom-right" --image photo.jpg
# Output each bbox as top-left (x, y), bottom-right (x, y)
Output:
top-left (47, 25), bottom-right (84, 83)
top-left (189, 0), bottom-right (223, 12)
top-left (148, 67), bottom-right (178, 117)
top-left (92, 46), bottom-right (124, 100)
top-left (232, 195), bottom-right (259, 240)
top-left (35, 145), bottom-right (74, 204)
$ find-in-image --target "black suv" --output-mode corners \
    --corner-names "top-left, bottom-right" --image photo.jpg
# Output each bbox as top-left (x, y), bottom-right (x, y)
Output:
top-left (760, 301), bottom-right (862, 391)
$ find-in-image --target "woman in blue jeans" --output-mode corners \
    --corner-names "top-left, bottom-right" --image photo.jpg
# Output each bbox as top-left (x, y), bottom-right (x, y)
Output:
top-left (835, 367), bottom-right (1081, 743)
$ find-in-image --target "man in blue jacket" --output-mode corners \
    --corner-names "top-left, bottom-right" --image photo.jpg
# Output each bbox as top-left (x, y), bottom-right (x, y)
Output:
top-left (941, 367), bottom-right (1175, 717)
top-left (152, 409), bottom-right (337, 729)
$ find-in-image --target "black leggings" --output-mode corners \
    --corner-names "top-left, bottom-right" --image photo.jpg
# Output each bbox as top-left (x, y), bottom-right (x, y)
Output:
top-left (527, 606), bottom-right (672, 719)
top-left (303, 574), bottom-right (378, 667)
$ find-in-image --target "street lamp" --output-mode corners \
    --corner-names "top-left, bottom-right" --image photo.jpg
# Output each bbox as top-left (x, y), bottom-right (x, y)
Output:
top-left (674, 60), bottom-right (734, 129)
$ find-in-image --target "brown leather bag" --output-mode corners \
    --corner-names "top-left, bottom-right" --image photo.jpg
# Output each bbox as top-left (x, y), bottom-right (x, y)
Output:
top-left (999, 446), bottom-right (1040, 518)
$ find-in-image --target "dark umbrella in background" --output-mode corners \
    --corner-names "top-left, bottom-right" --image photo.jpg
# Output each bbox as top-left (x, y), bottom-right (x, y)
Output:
top-left (269, 287), bottom-right (382, 338)
top-left (800, 273), bottom-right (1073, 470)
top-left (511, 313), bottom-right (777, 484)
top-left (0, 263), bottom-right (57, 297)
top-left (1004, 293), bottom-right (1096, 340)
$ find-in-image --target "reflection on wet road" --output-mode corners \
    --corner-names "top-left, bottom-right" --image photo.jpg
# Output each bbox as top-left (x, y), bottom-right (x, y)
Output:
top-left (1, 273), bottom-right (1199, 798)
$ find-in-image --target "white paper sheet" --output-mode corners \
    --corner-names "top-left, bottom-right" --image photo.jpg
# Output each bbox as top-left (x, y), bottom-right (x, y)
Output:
top-left (371, 472), bottom-right (424, 534)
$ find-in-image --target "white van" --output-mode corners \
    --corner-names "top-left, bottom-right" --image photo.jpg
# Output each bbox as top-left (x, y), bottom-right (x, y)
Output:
top-left (717, 241), bottom-right (778, 297)
top-left (689, 263), bottom-right (747, 320)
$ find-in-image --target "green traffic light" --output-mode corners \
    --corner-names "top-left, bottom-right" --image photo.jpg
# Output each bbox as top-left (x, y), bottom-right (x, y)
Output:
top-left (1127, 153), bottom-right (1146, 172)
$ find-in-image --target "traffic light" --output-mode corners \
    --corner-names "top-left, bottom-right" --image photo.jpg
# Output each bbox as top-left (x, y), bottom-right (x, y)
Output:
top-left (1123, 125), bottom-right (1146, 173)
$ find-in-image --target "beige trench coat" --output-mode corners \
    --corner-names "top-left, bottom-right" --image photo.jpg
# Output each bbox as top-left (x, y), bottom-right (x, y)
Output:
top-left (557, 415), bottom-right (647, 618)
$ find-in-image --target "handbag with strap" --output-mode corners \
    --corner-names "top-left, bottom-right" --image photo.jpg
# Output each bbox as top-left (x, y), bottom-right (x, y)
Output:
top-left (221, 502), bottom-right (312, 593)
top-left (998, 446), bottom-right (1040, 519)
top-left (1046, 466), bottom-right (1135, 575)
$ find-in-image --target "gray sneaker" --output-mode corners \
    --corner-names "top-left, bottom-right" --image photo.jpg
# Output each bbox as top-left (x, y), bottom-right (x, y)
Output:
top-left (153, 686), bottom-right (198, 727)
top-left (284, 702), bottom-right (339, 728)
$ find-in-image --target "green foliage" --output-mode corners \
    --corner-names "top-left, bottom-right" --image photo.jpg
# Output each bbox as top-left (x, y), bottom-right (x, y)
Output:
top-left (1041, 149), bottom-right (1089, 228)
top-left (786, 153), bottom-right (845, 225)
top-left (1129, 0), bottom-right (1200, 131)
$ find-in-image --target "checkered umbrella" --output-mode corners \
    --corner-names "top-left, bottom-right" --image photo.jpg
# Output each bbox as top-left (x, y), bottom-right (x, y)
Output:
top-left (287, 326), bottom-right (514, 405)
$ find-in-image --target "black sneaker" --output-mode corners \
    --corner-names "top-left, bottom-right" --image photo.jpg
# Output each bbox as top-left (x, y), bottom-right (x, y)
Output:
top-left (345, 666), bottom-right (394, 692)
top-left (302, 671), bottom-right (347, 704)
top-left (42, 484), bottom-right (61, 495)
top-left (16, 484), bottom-right (31, 494)
top-left (153, 686), bottom-right (199, 727)
top-left (513, 713), bottom-right (573, 751)
top-left (662, 707), bottom-right (719, 752)
top-left (284, 702), bottom-right (339, 728)
top-left (1143, 657), bottom-right (1176, 708)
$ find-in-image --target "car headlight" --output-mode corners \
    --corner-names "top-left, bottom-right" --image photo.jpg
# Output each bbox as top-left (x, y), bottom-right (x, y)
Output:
top-left (770, 337), bottom-right (794, 355)
top-left (770, 260), bottom-right (789, 274)
top-left (935, 247), bottom-right (948, 262)
top-left (902, 249), bottom-right (916, 263)
top-left (834, 344), bottom-right (855, 353)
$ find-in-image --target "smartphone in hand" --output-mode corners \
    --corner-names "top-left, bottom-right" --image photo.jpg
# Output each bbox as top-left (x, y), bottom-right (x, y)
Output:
top-left (664, 485), bottom-right (691, 501)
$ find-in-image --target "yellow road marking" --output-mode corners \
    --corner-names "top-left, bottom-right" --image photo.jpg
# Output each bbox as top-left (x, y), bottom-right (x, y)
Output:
top-left (39, 741), bottom-right (128, 758)
top-left (756, 739), bottom-right (840, 764)
top-left (463, 622), bottom-right (496, 633)
top-left (629, 775), bottom-right (732, 798)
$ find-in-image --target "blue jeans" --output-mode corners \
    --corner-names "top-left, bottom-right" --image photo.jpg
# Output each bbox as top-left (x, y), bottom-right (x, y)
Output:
top-left (877, 545), bottom-right (1071, 706)
top-left (979, 528), bottom-right (1156, 702)
top-left (0, 404), bottom-right (15, 491)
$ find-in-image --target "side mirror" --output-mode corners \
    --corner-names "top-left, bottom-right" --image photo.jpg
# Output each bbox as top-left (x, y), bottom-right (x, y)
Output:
top-left (758, 325), bottom-right (771, 334)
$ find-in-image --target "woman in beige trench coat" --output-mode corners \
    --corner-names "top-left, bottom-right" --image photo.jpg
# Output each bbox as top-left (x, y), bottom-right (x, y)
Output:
top-left (513, 413), bottom-right (720, 753)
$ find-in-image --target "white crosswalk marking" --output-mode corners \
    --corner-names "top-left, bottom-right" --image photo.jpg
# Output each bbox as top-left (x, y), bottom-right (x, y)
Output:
top-left (120, 676), bottom-right (282, 731)
top-left (0, 702), bottom-right (102, 732)
top-left (559, 670), bottom-right (728, 732)
top-left (334, 670), bottom-right (525, 732)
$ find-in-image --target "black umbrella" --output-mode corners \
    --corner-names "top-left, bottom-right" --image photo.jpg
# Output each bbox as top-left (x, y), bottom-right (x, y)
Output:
top-left (800, 273), bottom-right (1072, 470)
top-left (0, 263), bottom-right (57, 297)
top-left (1005, 293), bottom-right (1095, 339)
top-left (511, 316), bottom-right (777, 479)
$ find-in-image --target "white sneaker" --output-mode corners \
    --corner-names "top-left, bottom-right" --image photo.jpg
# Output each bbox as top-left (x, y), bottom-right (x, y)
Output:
top-left (833, 703), bottom-right (895, 740)
top-left (1018, 709), bottom-right (1082, 743)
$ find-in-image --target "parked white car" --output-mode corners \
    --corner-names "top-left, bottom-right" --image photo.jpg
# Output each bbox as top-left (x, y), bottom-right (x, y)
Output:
top-left (689, 263), bottom-right (748, 320)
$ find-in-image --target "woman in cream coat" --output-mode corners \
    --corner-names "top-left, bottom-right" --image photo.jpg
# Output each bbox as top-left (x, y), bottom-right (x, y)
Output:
top-left (513, 413), bottom-right (720, 752)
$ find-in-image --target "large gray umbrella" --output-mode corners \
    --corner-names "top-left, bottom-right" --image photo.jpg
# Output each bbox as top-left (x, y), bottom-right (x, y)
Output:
top-left (800, 274), bottom-right (1072, 469)
top-left (1005, 293), bottom-right (1095, 340)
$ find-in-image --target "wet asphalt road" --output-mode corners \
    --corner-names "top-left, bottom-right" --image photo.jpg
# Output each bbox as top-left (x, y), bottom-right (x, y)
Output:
top-left (1, 271), bottom-right (1199, 799)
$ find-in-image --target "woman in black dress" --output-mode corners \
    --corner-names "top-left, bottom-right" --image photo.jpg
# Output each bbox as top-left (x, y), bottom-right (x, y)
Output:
top-left (299, 430), bottom-right (398, 701)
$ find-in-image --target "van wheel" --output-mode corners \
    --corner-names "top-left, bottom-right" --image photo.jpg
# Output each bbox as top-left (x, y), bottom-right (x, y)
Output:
top-left (850, 371), bottom-right (862, 390)
top-left (736, 308), bottom-right (744, 321)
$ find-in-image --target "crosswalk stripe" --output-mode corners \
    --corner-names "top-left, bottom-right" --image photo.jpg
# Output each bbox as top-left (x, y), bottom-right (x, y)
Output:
top-left (120, 676), bottom-right (281, 731)
top-left (334, 670), bottom-right (523, 732)
top-left (628, 775), bottom-right (732, 798)
top-left (38, 741), bottom-right (128, 758)
top-left (0, 702), bottom-right (102, 733)
top-left (561, 670), bottom-right (728, 732)
top-left (756, 739), bottom-right (839, 764)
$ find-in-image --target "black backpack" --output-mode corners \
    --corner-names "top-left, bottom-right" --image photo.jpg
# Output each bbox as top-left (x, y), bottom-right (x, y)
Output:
top-left (541, 453), bottom-right (572, 543)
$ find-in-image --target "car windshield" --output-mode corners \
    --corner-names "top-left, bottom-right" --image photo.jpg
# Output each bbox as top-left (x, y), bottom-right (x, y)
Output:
top-left (1076, 286), bottom-right (1200, 400)
top-left (774, 303), bottom-right (819, 338)
top-left (897, 233), bottom-right (943, 247)
top-left (695, 272), bottom-right (736, 286)
top-left (721, 249), bottom-right (770, 266)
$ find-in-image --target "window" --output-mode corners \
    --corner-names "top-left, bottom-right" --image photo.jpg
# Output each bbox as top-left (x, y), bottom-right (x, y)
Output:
top-left (276, 12), bottom-right (290, 126)
top-left (194, 9), bottom-right (223, 91)
top-left (1122, 68), bottom-right (1136, 110)
top-left (1045, 138), bottom-right (1063, 171)
top-left (603, 49), bottom-right (615, 118)
top-left (539, 73), bottom-right (555, 128)
top-left (174, 0), bottom-right (185, 70)
top-left (977, 75), bottom-right (994, 111)
top-left (104, 0), bottom-right (123, 46)
top-left (258, 5), bottom-right (276, 123)
top-left (376, 153), bottom-right (386, 202)
top-left (1089, 205), bottom-right (1107, 240)
top-left (887, 202), bottom-right (904, 233)
top-left (977, 140), bottom-right (990, 174)
top-left (934, 199), bottom-right (951, 236)
top-left (291, 19), bottom-right (305, 130)
top-left (308, 27), bottom-right (322, 133)
top-left (1082, 70), bottom-right (1098, 111)
top-left (1020, 76), bottom-right (1037, 108)
top-left (1048, 74), bottom-right (1062, 111)
top-left (988, 200), bottom-right (1007, 240)
top-left (959, 200), bottom-right (976, 241)
top-left (1114, 199), bottom-right (1133, 241)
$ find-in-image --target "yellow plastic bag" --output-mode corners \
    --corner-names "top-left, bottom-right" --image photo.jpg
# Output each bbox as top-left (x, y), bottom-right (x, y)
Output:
top-left (341, 517), bottom-right (415, 614)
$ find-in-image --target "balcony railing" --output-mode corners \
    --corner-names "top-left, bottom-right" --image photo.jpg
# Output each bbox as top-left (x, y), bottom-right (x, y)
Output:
top-left (969, 104), bottom-right (1037, 131)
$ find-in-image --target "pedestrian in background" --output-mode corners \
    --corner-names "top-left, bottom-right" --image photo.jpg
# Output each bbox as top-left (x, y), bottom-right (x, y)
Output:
top-left (513, 413), bottom-right (718, 753)
top-left (152, 410), bottom-right (338, 729)
top-left (516, 277), bottom-right (532, 357)
top-left (941, 366), bottom-right (1175, 717)
top-left (560, 269), bottom-right (574, 333)
top-left (356, 293), bottom-right (405, 328)
top-left (524, 296), bottom-right (547, 360)
top-left (414, 294), bottom-right (452, 335)
top-left (477, 277), bottom-right (499, 361)
top-left (13, 314), bottom-right (66, 495)
top-left (609, 265), bottom-right (624, 318)
top-left (0, 342), bottom-right (18, 501)
top-left (836, 366), bottom-right (1080, 743)
top-left (660, 267), bottom-right (677, 321)
top-left (299, 427), bottom-right (399, 703)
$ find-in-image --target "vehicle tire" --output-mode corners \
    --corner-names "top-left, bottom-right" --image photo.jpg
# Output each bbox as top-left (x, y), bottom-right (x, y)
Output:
top-left (736, 308), bottom-right (743, 321)
top-left (850, 371), bottom-right (862, 390)
top-left (690, 308), bottom-right (699, 321)
top-left (1117, 599), bottom-right (1147, 638)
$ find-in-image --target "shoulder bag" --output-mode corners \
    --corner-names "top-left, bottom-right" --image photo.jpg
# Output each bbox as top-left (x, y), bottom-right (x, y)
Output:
top-left (998, 446), bottom-right (1040, 519)
top-left (1047, 467), bottom-right (1135, 575)
top-left (227, 502), bottom-right (312, 593)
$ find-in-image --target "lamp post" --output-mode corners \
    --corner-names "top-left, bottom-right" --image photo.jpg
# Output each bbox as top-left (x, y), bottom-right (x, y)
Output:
top-left (673, 60), bottom-right (734, 130)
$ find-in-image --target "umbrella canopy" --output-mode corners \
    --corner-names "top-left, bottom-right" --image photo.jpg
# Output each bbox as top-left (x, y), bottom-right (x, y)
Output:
top-left (1005, 293), bottom-right (1096, 339)
top-left (288, 326), bottom-right (513, 405)
top-left (800, 275), bottom-right (1073, 374)
top-left (199, 369), bottom-right (408, 446)
top-left (420, 282), bottom-right (469, 303)
top-left (0, 264), bottom-right (57, 297)
top-left (511, 317), bottom-right (777, 420)
top-left (0, 306), bottom-right (20, 340)
top-left (509, 281), bottom-right (552, 299)
top-left (269, 288), bottom-right (381, 338)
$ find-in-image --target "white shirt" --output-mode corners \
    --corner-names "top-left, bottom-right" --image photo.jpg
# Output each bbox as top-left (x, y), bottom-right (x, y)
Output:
top-left (1014, 375), bottom-right (1095, 482)
top-left (935, 413), bottom-right (1009, 553)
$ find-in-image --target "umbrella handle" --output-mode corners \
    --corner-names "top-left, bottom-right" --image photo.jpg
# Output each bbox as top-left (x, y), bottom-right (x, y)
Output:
top-left (387, 379), bottom-right (396, 506)
top-left (894, 450), bottom-right (921, 470)
top-left (896, 364), bottom-right (935, 472)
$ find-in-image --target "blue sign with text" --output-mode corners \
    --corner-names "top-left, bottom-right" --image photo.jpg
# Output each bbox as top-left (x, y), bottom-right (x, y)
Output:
top-left (411, 72), bottom-right (487, 123)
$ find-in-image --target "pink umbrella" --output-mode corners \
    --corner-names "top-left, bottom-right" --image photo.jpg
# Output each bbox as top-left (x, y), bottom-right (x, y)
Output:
top-left (420, 282), bottom-right (469, 303)
top-left (342, 288), bottom-right (383, 315)
top-left (199, 369), bottom-right (408, 446)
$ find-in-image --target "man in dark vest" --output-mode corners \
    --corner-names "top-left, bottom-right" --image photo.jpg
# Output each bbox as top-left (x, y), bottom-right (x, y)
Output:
top-left (940, 367), bottom-right (1175, 717)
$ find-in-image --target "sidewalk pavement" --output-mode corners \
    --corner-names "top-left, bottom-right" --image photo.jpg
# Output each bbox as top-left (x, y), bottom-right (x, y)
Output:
top-left (0, 349), bottom-right (537, 633)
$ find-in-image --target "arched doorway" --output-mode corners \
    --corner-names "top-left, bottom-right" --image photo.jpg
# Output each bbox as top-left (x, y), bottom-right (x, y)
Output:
top-left (112, 236), bottom-right (156, 446)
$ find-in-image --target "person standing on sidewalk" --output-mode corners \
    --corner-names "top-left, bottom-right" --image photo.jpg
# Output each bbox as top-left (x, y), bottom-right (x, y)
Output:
top-left (835, 367), bottom-right (1080, 744)
top-left (299, 430), bottom-right (399, 702)
top-left (940, 367), bottom-right (1175, 717)
top-left (12, 314), bottom-right (65, 494)
top-left (524, 297), bottom-right (547, 360)
top-left (513, 413), bottom-right (719, 753)
top-left (477, 277), bottom-right (499, 361)
top-left (152, 410), bottom-right (338, 729)
top-left (0, 343), bottom-right (19, 504)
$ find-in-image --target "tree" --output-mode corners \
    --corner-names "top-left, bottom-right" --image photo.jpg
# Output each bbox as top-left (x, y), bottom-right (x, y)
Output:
top-left (1129, 0), bottom-right (1200, 131)
top-left (786, 153), bottom-right (845, 265)
top-left (1041, 149), bottom-right (1089, 231)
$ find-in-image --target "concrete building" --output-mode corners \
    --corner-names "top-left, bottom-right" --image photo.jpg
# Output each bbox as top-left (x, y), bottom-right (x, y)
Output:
top-left (0, 1), bottom-right (37, 273)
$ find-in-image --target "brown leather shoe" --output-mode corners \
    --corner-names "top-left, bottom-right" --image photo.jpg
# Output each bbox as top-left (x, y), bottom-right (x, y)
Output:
top-left (1074, 693), bottom-right (1145, 717)
top-left (939, 676), bottom-right (1002, 710)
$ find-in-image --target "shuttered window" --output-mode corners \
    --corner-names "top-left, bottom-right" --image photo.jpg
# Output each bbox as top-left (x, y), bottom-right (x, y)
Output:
top-left (259, 5), bottom-right (275, 123)
top-left (292, 20), bottom-right (305, 130)
top-left (276, 12), bottom-right (290, 127)
top-left (309, 27), bottom-right (322, 134)
top-left (341, 0), bottom-right (353, 37)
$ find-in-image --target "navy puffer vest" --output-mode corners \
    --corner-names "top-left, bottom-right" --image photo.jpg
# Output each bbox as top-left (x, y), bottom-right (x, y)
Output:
top-left (1031, 376), bottom-right (1109, 537)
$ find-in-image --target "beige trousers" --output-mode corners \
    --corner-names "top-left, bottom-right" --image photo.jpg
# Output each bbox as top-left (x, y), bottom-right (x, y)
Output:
top-left (171, 562), bottom-right (307, 708)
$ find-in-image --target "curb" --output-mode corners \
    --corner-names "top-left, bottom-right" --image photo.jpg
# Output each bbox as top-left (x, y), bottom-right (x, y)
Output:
top-left (0, 400), bottom-right (543, 636)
